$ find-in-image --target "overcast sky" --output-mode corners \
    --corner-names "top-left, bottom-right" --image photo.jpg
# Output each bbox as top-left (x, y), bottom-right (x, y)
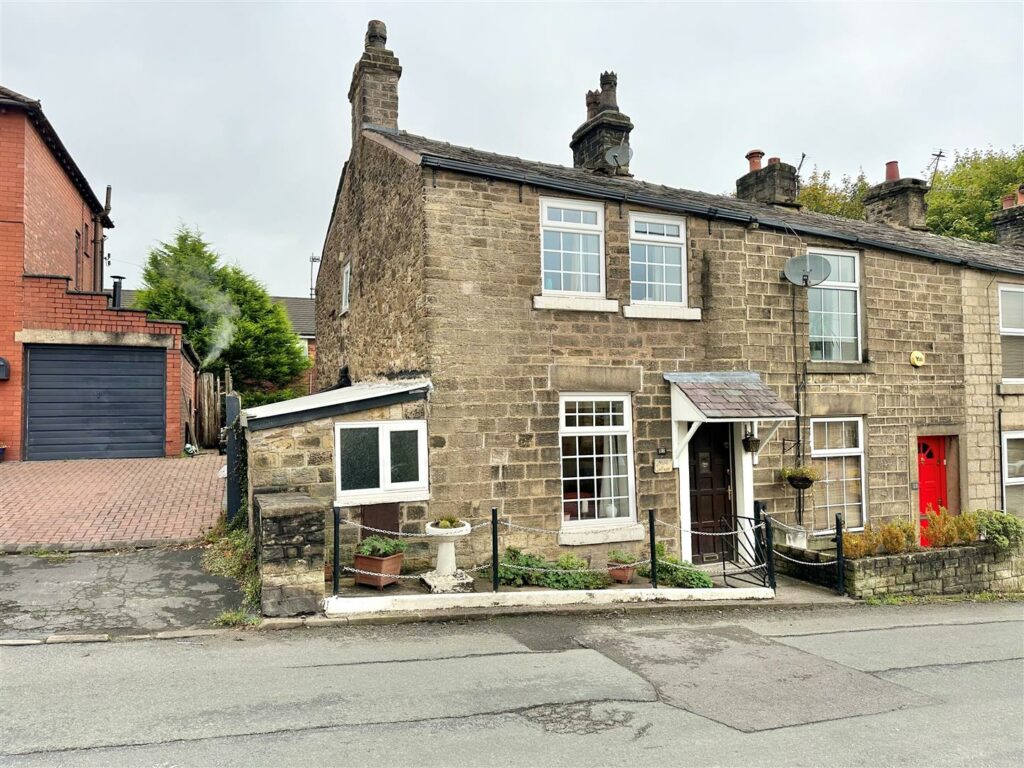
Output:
top-left (2, 1), bottom-right (1021, 297)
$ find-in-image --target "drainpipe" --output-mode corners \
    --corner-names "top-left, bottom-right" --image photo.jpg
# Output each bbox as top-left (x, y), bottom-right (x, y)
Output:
top-left (998, 408), bottom-right (1005, 511)
top-left (92, 186), bottom-right (111, 291)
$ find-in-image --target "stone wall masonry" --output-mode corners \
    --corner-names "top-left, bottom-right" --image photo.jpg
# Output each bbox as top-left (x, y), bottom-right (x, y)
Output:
top-left (246, 397), bottom-right (436, 568)
top-left (254, 493), bottom-right (328, 617)
top-left (962, 269), bottom-right (1024, 512)
top-left (843, 542), bottom-right (1024, 598)
top-left (414, 166), bottom-right (978, 558)
top-left (314, 135), bottom-right (427, 391)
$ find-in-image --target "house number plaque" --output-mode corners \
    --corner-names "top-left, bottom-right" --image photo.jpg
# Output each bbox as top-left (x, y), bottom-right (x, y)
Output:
top-left (653, 458), bottom-right (673, 474)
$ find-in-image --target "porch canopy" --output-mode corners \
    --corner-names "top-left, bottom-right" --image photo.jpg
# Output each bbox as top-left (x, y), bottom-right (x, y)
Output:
top-left (663, 372), bottom-right (797, 463)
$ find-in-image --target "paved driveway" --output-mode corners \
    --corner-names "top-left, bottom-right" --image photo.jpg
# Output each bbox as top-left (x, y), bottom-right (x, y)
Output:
top-left (0, 454), bottom-right (224, 551)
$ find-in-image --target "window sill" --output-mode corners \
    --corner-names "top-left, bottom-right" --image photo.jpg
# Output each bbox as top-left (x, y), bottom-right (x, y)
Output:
top-left (533, 295), bottom-right (619, 313)
top-left (998, 382), bottom-right (1024, 396)
top-left (335, 487), bottom-right (429, 508)
top-left (805, 361), bottom-right (875, 376)
top-left (557, 522), bottom-right (645, 546)
top-left (623, 304), bottom-right (701, 321)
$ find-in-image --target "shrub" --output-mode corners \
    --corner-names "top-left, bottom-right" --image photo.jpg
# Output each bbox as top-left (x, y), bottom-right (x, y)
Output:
top-left (952, 511), bottom-right (979, 545)
top-left (924, 509), bottom-right (960, 548)
top-left (538, 554), bottom-right (610, 590)
top-left (879, 519), bottom-right (918, 554)
top-left (607, 549), bottom-right (638, 565)
top-left (496, 547), bottom-right (547, 587)
top-left (356, 535), bottom-right (408, 557)
top-left (637, 543), bottom-right (714, 588)
top-left (975, 510), bottom-right (1024, 551)
top-left (842, 525), bottom-right (881, 559)
top-left (434, 513), bottom-right (463, 529)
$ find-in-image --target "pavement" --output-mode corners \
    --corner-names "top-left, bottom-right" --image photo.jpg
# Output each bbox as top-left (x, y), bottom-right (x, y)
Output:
top-left (1, 601), bottom-right (1021, 766)
top-left (0, 453), bottom-right (224, 551)
top-left (0, 548), bottom-right (241, 639)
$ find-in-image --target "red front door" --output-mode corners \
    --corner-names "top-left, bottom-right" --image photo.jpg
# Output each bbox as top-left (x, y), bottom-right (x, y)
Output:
top-left (917, 436), bottom-right (947, 547)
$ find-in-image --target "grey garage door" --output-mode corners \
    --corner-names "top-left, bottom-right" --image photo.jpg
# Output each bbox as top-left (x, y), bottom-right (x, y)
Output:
top-left (24, 345), bottom-right (167, 460)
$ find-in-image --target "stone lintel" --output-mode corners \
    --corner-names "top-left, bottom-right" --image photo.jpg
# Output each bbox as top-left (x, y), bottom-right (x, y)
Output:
top-left (15, 329), bottom-right (175, 348)
top-left (549, 364), bottom-right (643, 393)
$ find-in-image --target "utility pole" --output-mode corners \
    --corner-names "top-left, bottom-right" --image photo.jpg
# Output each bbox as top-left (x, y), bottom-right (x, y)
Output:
top-left (928, 149), bottom-right (946, 185)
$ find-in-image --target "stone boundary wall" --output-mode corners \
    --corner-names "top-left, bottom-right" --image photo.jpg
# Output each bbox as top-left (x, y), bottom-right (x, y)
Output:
top-left (254, 493), bottom-right (328, 617)
top-left (773, 544), bottom-right (840, 591)
top-left (844, 542), bottom-right (1023, 598)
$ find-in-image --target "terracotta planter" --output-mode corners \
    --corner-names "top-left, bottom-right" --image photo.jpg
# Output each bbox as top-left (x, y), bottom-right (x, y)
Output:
top-left (353, 552), bottom-right (404, 590)
top-left (608, 564), bottom-right (636, 584)
top-left (787, 475), bottom-right (815, 490)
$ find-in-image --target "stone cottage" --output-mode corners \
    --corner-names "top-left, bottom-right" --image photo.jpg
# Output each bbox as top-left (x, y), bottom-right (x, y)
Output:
top-left (245, 21), bottom-right (1024, 570)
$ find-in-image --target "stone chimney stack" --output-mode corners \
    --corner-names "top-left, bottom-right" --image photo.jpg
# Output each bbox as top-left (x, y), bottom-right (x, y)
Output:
top-left (993, 185), bottom-right (1024, 248)
top-left (570, 72), bottom-right (634, 176)
top-left (862, 161), bottom-right (930, 230)
top-left (348, 20), bottom-right (402, 147)
top-left (735, 150), bottom-right (800, 207)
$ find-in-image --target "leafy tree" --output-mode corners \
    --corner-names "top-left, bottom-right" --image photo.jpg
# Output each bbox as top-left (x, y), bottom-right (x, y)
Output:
top-left (925, 147), bottom-right (1024, 243)
top-left (797, 167), bottom-right (872, 219)
top-left (135, 226), bottom-right (309, 391)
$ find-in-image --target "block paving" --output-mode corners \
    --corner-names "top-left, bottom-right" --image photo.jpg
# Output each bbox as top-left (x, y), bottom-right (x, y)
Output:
top-left (0, 453), bottom-right (224, 551)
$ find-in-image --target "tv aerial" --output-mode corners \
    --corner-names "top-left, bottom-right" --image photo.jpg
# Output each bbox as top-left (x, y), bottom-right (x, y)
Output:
top-left (604, 144), bottom-right (633, 170)
top-left (783, 253), bottom-right (831, 287)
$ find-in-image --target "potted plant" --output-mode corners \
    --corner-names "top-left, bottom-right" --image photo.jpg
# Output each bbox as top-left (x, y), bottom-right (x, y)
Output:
top-left (353, 535), bottom-right (408, 590)
top-left (779, 465), bottom-right (822, 490)
top-left (606, 550), bottom-right (638, 584)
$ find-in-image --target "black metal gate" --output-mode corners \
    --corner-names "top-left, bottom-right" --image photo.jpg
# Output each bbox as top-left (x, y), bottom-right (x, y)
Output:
top-left (702, 507), bottom-right (774, 589)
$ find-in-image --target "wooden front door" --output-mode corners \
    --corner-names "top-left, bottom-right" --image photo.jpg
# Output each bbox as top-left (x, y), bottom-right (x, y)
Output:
top-left (689, 423), bottom-right (734, 563)
top-left (917, 436), bottom-right (947, 547)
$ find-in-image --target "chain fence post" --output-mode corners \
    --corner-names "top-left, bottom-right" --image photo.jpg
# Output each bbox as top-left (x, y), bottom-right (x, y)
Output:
top-left (648, 508), bottom-right (658, 589)
top-left (764, 516), bottom-right (777, 591)
top-left (332, 505), bottom-right (341, 596)
top-left (835, 512), bottom-right (846, 595)
top-left (491, 506), bottom-right (499, 593)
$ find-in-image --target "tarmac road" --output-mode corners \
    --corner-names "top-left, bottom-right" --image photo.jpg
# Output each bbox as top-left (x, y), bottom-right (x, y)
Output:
top-left (2, 601), bottom-right (1022, 767)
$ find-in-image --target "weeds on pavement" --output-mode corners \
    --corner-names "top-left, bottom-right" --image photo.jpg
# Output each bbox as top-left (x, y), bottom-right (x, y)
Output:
top-left (214, 609), bottom-right (262, 627)
top-left (865, 591), bottom-right (1024, 606)
top-left (201, 506), bottom-right (260, 612)
top-left (24, 549), bottom-right (71, 563)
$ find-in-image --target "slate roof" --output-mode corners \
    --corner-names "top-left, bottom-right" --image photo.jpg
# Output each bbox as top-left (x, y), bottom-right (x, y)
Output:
top-left (664, 372), bottom-right (798, 421)
top-left (122, 290), bottom-right (316, 337)
top-left (0, 85), bottom-right (113, 227)
top-left (272, 296), bottom-right (316, 337)
top-left (368, 127), bottom-right (1024, 276)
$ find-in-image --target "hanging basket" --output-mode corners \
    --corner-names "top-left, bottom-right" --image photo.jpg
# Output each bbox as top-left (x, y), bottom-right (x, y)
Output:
top-left (786, 475), bottom-right (815, 490)
top-left (742, 436), bottom-right (761, 453)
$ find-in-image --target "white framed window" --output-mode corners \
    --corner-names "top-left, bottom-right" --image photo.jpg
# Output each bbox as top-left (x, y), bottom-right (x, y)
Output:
top-left (297, 337), bottom-right (310, 357)
top-left (999, 285), bottom-right (1024, 382)
top-left (341, 262), bottom-right (351, 315)
top-left (808, 248), bottom-right (861, 363)
top-left (558, 394), bottom-right (636, 526)
top-left (540, 198), bottom-right (605, 297)
top-left (334, 420), bottom-right (428, 506)
top-left (629, 212), bottom-right (686, 304)
top-left (810, 417), bottom-right (866, 533)
top-left (1001, 431), bottom-right (1024, 514)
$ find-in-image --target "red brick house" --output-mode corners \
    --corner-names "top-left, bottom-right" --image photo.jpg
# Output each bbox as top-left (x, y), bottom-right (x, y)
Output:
top-left (0, 85), bottom-right (193, 461)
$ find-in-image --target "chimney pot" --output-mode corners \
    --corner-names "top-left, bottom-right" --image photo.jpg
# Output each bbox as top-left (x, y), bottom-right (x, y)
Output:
top-left (365, 20), bottom-right (387, 49)
top-left (745, 149), bottom-right (765, 172)
top-left (767, 156), bottom-right (781, 166)
top-left (585, 90), bottom-right (600, 120)
top-left (885, 160), bottom-right (900, 181)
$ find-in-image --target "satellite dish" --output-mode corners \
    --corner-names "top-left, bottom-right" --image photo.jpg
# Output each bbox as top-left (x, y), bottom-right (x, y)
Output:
top-left (604, 145), bottom-right (633, 168)
top-left (783, 253), bottom-right (832, 287)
